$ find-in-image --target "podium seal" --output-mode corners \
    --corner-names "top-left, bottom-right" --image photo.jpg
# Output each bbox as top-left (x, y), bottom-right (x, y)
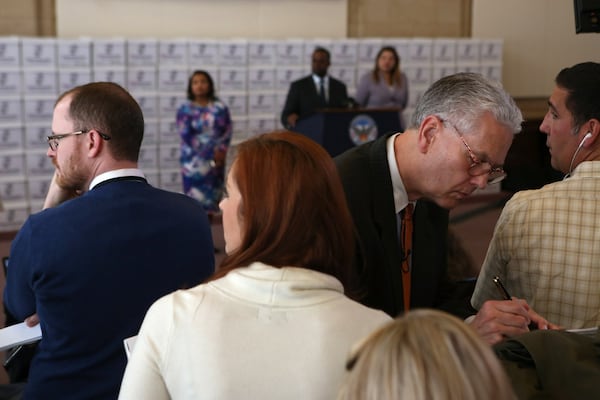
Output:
top-left (349, 114), bottom-right (378, 145)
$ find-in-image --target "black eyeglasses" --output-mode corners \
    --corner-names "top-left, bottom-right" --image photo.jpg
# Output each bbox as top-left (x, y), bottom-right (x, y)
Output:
top-left (47, 129), bottom-right (111, 151)
top-left (441, 119), bottom-right (507, 184)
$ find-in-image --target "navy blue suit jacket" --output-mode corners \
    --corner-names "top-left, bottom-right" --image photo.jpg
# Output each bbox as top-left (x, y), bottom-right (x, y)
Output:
top-left (280, 75), bottom-right (348, 127)
top-left (4, 178), bottom-right (215, 399)
top-left (335, 133), bottom-right (470, 318)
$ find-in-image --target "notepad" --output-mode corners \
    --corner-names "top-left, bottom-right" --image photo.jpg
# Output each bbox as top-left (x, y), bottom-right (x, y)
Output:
top-left (0, 322), bottom-right (42, 351)
top-left (566, 326), bottom-right (598, 336)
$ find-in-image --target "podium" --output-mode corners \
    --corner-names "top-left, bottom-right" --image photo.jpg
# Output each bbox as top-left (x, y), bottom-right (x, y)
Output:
top-left (293, 108), bottom-right (402, 157)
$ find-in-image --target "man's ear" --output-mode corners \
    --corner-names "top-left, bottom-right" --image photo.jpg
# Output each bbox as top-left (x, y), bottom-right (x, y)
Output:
top-left (86, 130), bottom-right (103, 158)
top-left (417, 115), bottom-right (442, 153)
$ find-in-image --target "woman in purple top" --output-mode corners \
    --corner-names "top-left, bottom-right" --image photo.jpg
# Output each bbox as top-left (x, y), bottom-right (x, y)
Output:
top-left (177, 70), bottom-right (232, 217)
top-left (355, 47), bottom-right (409, 131)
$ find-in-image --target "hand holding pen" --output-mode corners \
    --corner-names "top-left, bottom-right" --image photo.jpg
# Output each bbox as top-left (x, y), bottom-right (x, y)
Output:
top-left (493, 276), bottom-right (556, 331)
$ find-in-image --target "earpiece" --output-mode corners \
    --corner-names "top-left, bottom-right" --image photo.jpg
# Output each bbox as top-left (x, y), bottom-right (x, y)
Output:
top-left (577, 132), bottom-right (592, 149)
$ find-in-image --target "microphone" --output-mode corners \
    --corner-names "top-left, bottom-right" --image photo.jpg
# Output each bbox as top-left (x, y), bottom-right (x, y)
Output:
top-left (564, 132), bottom-right (592, 180)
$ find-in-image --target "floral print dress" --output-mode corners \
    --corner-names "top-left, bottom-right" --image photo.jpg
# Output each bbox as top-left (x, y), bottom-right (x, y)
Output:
top-left (176, 99), bottom-right (232, 212)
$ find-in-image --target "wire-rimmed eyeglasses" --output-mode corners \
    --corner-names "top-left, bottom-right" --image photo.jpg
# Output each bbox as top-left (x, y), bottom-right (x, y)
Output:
top-left (47, 130), bottom-right (111, 151)
top-left (441, 119), bottom-right (507, 184)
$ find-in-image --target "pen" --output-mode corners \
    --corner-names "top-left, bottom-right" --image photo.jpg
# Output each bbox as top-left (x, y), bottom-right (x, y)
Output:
top-left (493, 276), bottom-right (512, 300)
top-left (3, 345), bottom-right (23, 367)
top-left (493, 275), bottom-right (537, 330)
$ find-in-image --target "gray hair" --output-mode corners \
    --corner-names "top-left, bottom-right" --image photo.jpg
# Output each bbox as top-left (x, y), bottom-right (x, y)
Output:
top-left (409, 72), bottom-right (523, 135)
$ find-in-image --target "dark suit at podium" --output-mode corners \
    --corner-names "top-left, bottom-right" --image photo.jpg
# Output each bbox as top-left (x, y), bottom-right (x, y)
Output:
top-left (280, 75), bottom-right (348, 128)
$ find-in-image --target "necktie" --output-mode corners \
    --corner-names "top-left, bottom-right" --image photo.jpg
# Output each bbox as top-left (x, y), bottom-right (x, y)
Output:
top-left (401, 203), bottom-right (414, 311)
top-left (319, 78), bottom-right (326, 104)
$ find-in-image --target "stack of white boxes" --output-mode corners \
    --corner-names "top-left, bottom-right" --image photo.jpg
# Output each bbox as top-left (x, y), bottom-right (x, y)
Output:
top-left (0, 36), bottom-right (503, 231)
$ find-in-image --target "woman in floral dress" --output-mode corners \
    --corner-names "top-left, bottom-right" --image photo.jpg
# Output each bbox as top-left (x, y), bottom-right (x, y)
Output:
top-left (177, 70), bottom-right (232, 219)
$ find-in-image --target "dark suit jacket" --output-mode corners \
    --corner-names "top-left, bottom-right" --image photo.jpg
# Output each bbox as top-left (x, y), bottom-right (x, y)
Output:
top-left (4, 178), bottom-right (215, 400)
top-left (335, 133), bottom-right (471, 318)
top-left (280, 75), bottom-right (348, 127)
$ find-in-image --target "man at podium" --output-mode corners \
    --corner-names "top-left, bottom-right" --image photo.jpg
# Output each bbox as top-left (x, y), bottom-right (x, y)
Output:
top-left (281, 47), bottom-right (349, 129)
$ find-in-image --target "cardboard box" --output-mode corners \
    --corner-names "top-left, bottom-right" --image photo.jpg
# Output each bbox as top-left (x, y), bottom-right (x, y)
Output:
top-left (142, 118), bottom-right (159, 145)
top-left (159, 169), bottom-right (183, 194)
top-left (0, 97), bottom-right (23, 123)
top-left (24, 123), bottom-right (49, 149)
top-left (57, 38), bottom-right (92, 68)
top-left (218, 40), bottom-right (248, 67)
top-left (22, 69), bottom-right (58, 96)
top-left (248, 92), bottom-right (276, 115)
top-left (248, 40), bottom-right (276, 66)
top-left (404, 65), bottom-right (432, 87)
top-left (158, 39), bottom-right (188, 66)
top-left (456, 39), bottom-right (481, 63)
top-left (131, 92), bottom-right (158, 119)
top-left (188, 39), bottom-right (219, 67)
top-left (138, 144), bottom-right (159, 170)
top-left (158, 94), bottom-right (186, 119)
top-left (275, 67), bottom-right (306, 91)
top-left (92, 67), bottom-right (127, 87)
top-left (358, 38), bottom-right (383, 65)
top-left (58, 69), bottom-right (92, 93)
top-left (0, 37), bottom-right (21, 68)
top-left (432, 39), bottom-right (457, 64)
top-left (275, 40), bottom-right (305, 66)
top-left (480, 39), bottom-right (503, 63)
top-left (159, 119), bottom-right (179, 144)
top-left (0, 150), bottom-right (25, 176)
top-left (0, 125), bottom-right (24, 150)
top-left (218, 67), bottom-right (247, 92)
top-left (247, 68), bottom-right (275, 91)
top-left (247, 117), bottom-right (277, 138)
top-left (23, 97), bottom-right (53, 125)
top-left (0, 201), bottom-right (29, 232)
top-left (329, 66), bottom-right (357, 88)
top-left (127, 67), bottom-right (157, 92)
top-left (0, 176), bottom-right (27, 202)
top-left (407, 38), bottom-right (433, 65)
top-left (127, 39), bottom-right (158, 67)
top-left (0, 70), bottom-right (22, 96)
top-left (157, 67), bottom-right (188, 93)
top-left (93, 38), bottom-right (126, 67)
top-left (220, 92), bottom-right (247, 117)
top-left (331, 39), bottom-right (358, 67)
top-left (21, 37), bottom-right (56, 68)
top-left (158, 144), bottom-right (180, 170)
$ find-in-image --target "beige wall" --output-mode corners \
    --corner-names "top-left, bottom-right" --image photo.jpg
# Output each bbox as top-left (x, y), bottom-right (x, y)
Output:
top-left (473, 0), bottom-right (600, 97)
top-left (0, 0), bottom-right (55, 36)
top-left (56, 0), bottom-right (347, 38)
top-left (349, 0), bottom-right (471, 37)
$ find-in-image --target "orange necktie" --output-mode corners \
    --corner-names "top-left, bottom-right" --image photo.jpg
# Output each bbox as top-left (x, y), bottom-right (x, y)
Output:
top-left (401, 203), bottom-right (414, 311)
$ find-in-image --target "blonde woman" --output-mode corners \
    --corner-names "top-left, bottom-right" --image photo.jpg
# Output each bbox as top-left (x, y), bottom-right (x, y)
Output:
top-left (338, 309), bottom-right (516, 400)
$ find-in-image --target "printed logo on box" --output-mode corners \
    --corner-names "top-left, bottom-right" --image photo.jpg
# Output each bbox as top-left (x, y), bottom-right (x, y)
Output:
top-left (0, 41), bottom-right (20, 67)
top-left (189, 42), bottom-right (219, 66)
top-left (58, 42), bottom-right (91, 67)
top-left (248, 42), bottom-right (275, 66)
top-left (24, 98), bottom-right (54, 123)
top-left (0, 126), bottom-right (23, 149)
top-left (94, 41), bottom-right (126, 66)
top-left (0, 180), bottom-right (27, 201)
top-left (276, 43), bottom-right (304, 65)
top-left (0, 99), bottom-right (23, 123)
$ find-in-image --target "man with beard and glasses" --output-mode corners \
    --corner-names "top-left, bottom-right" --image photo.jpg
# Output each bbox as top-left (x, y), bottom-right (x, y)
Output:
top-left (3, 82), bottom-right (215, 399)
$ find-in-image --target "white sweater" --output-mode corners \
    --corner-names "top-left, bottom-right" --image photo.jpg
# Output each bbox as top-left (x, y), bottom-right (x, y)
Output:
top-left (119, 262), bottom-right (391, 400)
